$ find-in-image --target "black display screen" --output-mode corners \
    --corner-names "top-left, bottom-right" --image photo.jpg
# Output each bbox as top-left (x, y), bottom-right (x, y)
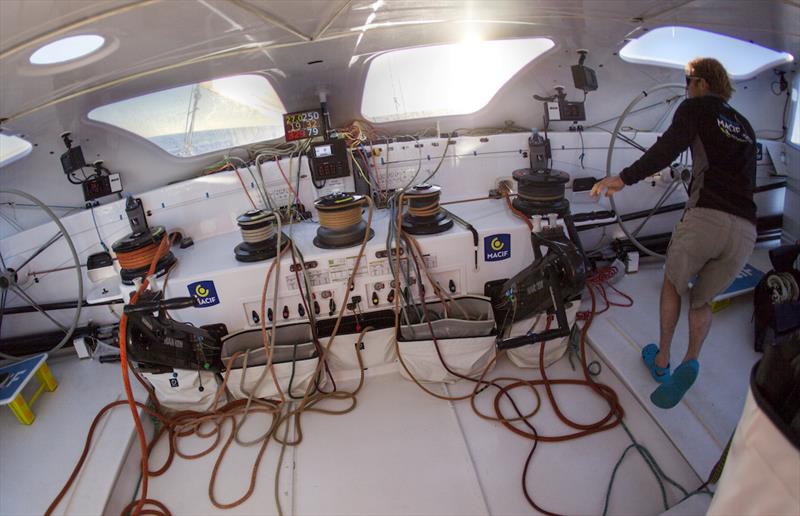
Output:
top-left (283, 109), bottom-right (323, 142)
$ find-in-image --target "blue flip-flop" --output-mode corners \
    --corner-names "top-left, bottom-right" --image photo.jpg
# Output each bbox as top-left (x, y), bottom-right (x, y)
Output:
top-left (650, 360), bottom-right (700, 409)
top-left (641, 343), bottom-right (670, 383)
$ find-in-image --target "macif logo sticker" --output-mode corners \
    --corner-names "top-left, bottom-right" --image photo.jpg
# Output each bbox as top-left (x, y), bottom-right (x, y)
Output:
top-left (484, 234), bottom-right (511, 262)
top-left (188, 280), bottom-right (220, 308)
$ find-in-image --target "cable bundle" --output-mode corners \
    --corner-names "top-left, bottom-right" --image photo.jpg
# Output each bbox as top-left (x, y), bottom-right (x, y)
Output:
top-left (313, 192), bottom-right (373, 249)
top-left (401, 184), bottom-right (453, 235)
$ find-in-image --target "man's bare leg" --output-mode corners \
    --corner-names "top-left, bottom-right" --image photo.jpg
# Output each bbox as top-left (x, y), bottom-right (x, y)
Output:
top-left (657, 277), bottom-right (681, 369)
top-left (685, 303), bottom-right (712, 362)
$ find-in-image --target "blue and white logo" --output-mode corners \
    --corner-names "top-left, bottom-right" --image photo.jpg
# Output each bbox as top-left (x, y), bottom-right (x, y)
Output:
top-left (484, 234), bottom-right (511, 262)
top-left (187, 280), bottom-right (220, 308)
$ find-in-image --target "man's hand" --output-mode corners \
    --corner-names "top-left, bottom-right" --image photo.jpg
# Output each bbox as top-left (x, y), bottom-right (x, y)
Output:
top-left (591, 176), bottom-right (625, 198)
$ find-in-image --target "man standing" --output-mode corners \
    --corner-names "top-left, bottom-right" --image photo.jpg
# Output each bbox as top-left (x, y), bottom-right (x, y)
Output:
top-left (591, 57), bottom-right (757, 408)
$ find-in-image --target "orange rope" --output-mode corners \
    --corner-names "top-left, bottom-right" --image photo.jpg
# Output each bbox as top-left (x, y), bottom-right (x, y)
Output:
top-left (119, 234), bottom-right (173, 515)
top-left (117, 241), bottom-right (169, 270)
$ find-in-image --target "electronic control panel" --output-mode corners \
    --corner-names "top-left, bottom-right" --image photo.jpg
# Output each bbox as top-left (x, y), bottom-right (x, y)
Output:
top-left (83, 173), bottom-right (123, 201)
top-left (240, 252), bottom-right (465, 328)
top-left (309, 139), bottom-right (351, 181)
top-left (544, 100), bottom-right (586, 123)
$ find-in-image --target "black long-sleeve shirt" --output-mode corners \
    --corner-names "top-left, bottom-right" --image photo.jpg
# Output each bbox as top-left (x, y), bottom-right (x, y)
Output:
top-left (619, 95), bottom-right (757, 223)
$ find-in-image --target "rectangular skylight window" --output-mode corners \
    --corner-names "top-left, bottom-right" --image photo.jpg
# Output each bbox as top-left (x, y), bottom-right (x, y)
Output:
top-left (361, 38), bottom-right (554, 123)
top-left (619, 26), bottom-right (793, 80)
top-left (88, 75), bottom-right (286, 157)
top-left (0, 134), bottom-right (33, 168)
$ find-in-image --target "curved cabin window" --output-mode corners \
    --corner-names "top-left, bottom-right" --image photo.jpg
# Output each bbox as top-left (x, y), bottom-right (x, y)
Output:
top-left (361, 38), bottom-right (555, 123)
top-left (88, 75), bottom-right (286, 157)
top-left (791, 76), bottom-right (800, 147)
top-left (619, 26), bottom-right (793, 80)
top-left (0, 134), bottom-right (33, 168)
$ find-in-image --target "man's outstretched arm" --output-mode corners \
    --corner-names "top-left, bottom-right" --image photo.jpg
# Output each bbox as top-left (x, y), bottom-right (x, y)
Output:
top-left (592, 100), bottom-right (699, 198)
top-left (619, 100), bottom-right (699, 185)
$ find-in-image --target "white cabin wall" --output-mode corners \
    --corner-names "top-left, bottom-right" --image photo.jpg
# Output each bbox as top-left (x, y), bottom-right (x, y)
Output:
top-left (0, 62), bottom-right (789, 233)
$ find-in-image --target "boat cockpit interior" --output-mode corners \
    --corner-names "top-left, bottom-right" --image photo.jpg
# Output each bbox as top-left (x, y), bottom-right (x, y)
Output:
top-left (1, 1), bottom-right (799, 515)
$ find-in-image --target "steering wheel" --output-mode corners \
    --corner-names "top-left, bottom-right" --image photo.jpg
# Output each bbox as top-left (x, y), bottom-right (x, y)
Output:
top-left (0, 189), bottom-right (83, 359)
top-left (604, 83), bottom-right (688, 259)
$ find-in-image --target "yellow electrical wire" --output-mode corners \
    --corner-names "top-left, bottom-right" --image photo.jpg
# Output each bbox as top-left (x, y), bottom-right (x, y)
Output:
top-left (348, 141), bottom-right (375, 189)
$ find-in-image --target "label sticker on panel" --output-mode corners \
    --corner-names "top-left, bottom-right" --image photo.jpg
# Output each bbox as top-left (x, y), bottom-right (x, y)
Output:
top-left (484, 234), bottom-right (511, 262)
top-left (188, 280), bottom-right (220, 308)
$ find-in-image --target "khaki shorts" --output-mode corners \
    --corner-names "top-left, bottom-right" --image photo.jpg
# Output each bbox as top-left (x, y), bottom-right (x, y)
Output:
top-left (665, 207), bottom-right (757, 308)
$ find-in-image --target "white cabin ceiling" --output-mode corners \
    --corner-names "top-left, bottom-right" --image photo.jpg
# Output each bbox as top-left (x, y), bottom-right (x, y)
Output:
top-left (1, 1), bottom-right (797, 132)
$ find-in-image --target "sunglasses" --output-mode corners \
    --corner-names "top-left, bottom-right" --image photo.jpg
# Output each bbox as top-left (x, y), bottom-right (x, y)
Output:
top-left (685, 75), bottom-right (703, 86)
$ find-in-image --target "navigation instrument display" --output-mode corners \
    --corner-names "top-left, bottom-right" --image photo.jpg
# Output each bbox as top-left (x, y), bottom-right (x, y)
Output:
top-left (283, 109), bottom-right (323, 142)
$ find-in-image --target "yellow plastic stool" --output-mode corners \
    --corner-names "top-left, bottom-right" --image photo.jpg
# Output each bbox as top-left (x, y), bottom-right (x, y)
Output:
top-left (0, 354), bottom-right (58, 425)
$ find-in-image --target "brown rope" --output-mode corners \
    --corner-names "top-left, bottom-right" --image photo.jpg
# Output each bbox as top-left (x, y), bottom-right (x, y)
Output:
top-left (317, 204), bottom-right (363, 229)
top-left (406, 191), bottom-right (442, 218)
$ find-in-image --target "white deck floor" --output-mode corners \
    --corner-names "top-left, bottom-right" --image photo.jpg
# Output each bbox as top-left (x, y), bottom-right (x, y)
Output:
top-left (0, 354), bottom-right (148, 515)
top-left (2, 348), bottom-right (703, 515)
top-left (2, 246), bottom-right (773, 515)
top-left (142, 351), bottom-right (702, 515)
top-left (587, 244), bottom-right (774, 477)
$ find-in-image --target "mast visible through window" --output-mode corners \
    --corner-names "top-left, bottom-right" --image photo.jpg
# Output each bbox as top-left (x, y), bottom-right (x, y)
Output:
top-left (88, 75), bottom-right (286, 157)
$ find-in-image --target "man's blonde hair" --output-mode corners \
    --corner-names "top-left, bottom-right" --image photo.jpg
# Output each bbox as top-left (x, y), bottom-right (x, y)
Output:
top-left (687, 57), bottom-right (735, 101)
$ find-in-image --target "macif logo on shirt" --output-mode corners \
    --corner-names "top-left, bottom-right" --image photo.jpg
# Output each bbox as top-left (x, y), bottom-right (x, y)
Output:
top-left (717, 115), bottom-right (752, 144)
top-left (484, 234), bottom-right (511, 262)
top-left (187, 280), bottom-right (220, 308)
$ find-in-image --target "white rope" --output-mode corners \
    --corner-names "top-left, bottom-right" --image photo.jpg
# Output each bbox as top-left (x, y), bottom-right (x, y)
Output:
top-left (766, 273), bottom-right (799, 304)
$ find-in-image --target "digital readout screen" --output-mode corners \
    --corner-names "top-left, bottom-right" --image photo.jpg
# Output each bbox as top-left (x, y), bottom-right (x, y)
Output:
top-left (282, 109), bottom-right (323, 142)
top-left (314, 144), bottom-right (332, 158)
